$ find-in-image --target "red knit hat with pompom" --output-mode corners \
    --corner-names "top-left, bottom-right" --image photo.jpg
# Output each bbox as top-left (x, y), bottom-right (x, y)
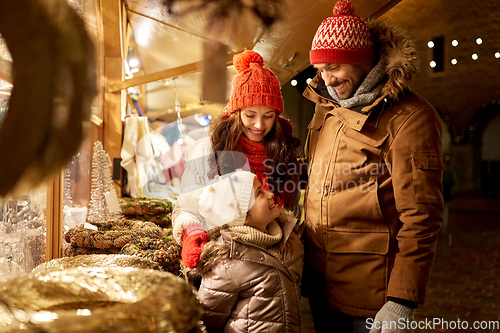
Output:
top-left (225, 50), bottom-right (283, 116)
top-left (310, 0), bottom-right (374, 65)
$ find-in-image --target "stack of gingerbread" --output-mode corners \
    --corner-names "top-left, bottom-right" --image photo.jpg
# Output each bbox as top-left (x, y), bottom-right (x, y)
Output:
top-left (64, 219), bottom-right (163, 256)
top-left (64, 218), bottom-right (182, 274)
top-left (119, 197), bottom-right (173, 228)
top-left (120, 229), bottom-right (181, 274)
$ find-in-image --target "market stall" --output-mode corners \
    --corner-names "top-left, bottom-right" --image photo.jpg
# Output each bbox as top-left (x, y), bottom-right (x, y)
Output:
top-left (0, 0), bottom-right (398, 331)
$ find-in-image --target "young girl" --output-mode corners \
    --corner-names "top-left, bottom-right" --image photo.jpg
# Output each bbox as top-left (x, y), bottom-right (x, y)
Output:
top-left (189, 170), bottom-right (304, 333)
top-left (173, 50), bottom-right (301, 268)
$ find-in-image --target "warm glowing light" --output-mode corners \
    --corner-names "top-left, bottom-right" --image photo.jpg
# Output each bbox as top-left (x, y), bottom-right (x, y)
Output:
top-left (31, 311), bottom-right (58, 322)
top-left (472, 53), bottom-right (478, 60)
top-left (128, 59), bottom-right (139, 68)
top-left (430, 61), bottom-right (436, 68)
top-left (451, 59), bottom-right (457, 65)
top-left (476, 38), bottom-right (482, 45)
top-left (306, 78), bottom-right (312, 84)
top-left (76, 309), bottom-right (91, 316)
top-left (495, 52), bottom-right (500, 59)
top-left (290, 80), bottom-right (297, 86)
top-left (135, 27), bottom-right (151, 46)
top-left (427, 41), bottom-right (434, 48)
top-left (451, 40), bottom-right (458, 47)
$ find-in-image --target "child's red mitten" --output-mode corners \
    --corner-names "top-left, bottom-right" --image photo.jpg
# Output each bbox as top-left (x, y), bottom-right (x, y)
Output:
top-left (181, 224), bottom-right (209, 268)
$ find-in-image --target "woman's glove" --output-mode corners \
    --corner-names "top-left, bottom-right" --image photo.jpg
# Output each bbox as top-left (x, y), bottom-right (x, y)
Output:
top-left (369, 301), bottom-right (415, 333)
top-left (181, 225), bottom-right (209, 268)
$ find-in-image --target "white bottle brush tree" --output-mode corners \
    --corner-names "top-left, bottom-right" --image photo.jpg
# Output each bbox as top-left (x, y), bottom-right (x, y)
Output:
top-left (87, 141), bottom-right (122, 222)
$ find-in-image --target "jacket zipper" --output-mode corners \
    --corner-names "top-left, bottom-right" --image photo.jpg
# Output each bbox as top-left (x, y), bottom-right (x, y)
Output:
top-left (305, 84), bottom-right (344, 238)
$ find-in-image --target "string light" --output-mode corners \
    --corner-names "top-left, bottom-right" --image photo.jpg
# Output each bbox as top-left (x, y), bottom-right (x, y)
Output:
top-left (451, 59), bottom-right (457, 65)
top-left (290, 80), bottom-right (297, 86)
top-left (427, 41), bottom-right (434, 48)
top-left (430, 61), bottom-right (437, 68)
top-left (472, 53), bottom-right (478, 60)
top-left (451, 40), bottom-right (458, 47)
top-left (476, 38), bottom-right (482, 45)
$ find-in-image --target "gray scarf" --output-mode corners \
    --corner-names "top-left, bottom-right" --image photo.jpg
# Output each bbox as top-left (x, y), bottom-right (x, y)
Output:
top-left (327, 57), bottom-right (386, 110)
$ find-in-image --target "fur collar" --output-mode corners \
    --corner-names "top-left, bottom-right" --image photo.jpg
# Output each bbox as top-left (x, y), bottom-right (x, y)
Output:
top-left (369, 19), bottom-right (419, 101)
top-left (191, 208), bottom-right (297, 277)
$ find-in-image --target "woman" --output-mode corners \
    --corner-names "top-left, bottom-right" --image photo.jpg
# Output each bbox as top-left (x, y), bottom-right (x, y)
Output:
top-left (172, 50), bottom-right (301, 268)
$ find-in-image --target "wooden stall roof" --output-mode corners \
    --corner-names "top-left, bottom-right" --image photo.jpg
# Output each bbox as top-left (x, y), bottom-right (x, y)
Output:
top-left (115, 0), bottom-right (402, 122)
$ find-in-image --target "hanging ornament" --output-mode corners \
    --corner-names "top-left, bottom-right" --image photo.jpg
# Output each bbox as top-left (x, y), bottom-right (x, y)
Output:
top-left (0, 0), bottom-right (96, 197)
top-left (162, 0), bottom-right (283, 28)
top-left (65, 0), bottom-right (83, 17)
top-left (0, 36), bottom-right (13, 89)
top-left (202, 20), bottom-right (228, 104)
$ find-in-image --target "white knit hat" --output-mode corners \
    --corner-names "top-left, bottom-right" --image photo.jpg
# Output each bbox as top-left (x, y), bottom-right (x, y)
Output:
top-left (198, 170), bottom-right (256, 227)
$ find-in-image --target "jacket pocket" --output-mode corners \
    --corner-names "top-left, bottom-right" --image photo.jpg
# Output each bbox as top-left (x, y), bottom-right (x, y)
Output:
top-left (326, 229), bottom-right (390, 255)
top-left (336, 127), bottom-right (388, 174)
top-left (411, 153), bottom-right (445, 204)
top-left (343, 127), bottom-right (389, 156)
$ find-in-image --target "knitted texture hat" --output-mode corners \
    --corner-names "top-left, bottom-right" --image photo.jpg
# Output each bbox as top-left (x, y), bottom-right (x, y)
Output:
top-left (198, 170), bottom-right (256, 227)
top-left (310, 0), bottom-right (374, 65)
top-left (225, 50), bottom-right (283, 116)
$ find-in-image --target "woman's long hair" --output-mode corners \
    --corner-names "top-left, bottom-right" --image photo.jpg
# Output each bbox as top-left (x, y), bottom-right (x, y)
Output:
top-left (207, 110), bottom-right (300, 199)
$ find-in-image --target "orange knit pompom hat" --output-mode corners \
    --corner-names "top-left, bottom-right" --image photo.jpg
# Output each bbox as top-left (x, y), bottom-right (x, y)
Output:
top-left (225, 50), bottom-right (283, 116)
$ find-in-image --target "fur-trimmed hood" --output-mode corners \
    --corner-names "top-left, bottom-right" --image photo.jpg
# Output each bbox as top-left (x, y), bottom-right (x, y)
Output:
top-left (369, 19), bottom-right (419, 100)
top-left (307, 19), bottom-right (419, 102)
top-left (192, 208), bottom-right (298, 277)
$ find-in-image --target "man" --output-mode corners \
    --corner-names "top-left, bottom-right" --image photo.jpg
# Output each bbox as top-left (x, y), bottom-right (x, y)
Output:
top-left (301, 1), bottom-right (444, 332)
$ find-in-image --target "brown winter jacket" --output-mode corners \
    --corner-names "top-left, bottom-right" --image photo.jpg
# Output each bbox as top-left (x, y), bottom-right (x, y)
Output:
top-left (301, 20), bottom-right (444, 318)
top-left (193, 209), bottom-right (304, 333)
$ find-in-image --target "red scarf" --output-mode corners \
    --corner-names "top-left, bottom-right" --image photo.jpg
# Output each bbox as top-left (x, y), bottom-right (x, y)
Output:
top-left (239, 136), bottom-right (284, 206)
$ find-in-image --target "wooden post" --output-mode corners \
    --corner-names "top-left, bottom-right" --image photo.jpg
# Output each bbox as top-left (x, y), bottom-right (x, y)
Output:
top-left (100, 0), bottom-right (124, 196)
top-left (45, 172), bottom-right (63, 261)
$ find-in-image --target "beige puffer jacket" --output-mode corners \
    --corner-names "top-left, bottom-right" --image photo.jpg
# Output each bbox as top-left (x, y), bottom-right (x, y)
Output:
top-left (301, 20), bottom-right (444, 318)
top-left (193, 209), bottom-right (304, 333)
